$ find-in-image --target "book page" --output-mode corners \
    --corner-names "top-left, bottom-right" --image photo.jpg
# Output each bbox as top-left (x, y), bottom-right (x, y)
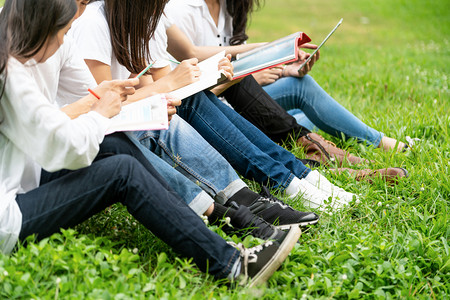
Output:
top-left (168, 51), bottom-right (226, 100)
top-left (106, 94), bottom-right (168, 135)
top-left (232, 32), bottom-right (310, 79)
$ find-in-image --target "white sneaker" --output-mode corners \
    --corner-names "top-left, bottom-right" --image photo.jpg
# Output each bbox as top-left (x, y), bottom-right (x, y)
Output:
top-left (288, 177), bottom-right (333, 209)
top-left (304, 170), bottom-right (359, 208)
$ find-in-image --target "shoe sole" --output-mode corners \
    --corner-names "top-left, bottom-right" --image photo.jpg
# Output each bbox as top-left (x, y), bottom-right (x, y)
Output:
top-left (276, 218), bottom-right (319, 230)
top-left (248, 225), bottom-right (301, 287)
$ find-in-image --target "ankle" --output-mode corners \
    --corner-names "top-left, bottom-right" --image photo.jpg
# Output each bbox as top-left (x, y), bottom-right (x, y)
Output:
top-left (379, 136), bottom-right (406, 152)
top-left (208, 203), bottom-right (236, 225)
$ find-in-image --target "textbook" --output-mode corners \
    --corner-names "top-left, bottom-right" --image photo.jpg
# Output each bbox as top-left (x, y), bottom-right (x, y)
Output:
top-left (106, 94), bottom-right (168, 134)
top-left (231, 32), bottom-right (312, 79)
top-left (169, 51), bottom-right (227, 100)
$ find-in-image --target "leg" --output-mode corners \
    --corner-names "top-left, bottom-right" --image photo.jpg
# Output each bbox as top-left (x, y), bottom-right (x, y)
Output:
top-left (287, 109), bottom-right (317, 131)
top-left (18, 155), bottom-right (239, 278)
top-left (177, 91), bottom-right (310, 190)
top-left (221, 76), bottom-right (310, 143)
top-left (129, 116), bottom-right (247, 203)
top-left (125, 131), bottom-right (214, 215)
top-left (263, 76), bottom-right (383, 146)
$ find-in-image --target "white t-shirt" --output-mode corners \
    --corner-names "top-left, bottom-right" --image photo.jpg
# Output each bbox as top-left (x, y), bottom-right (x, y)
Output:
top-left (70, 1), bottom-right (132, 80)
top-left (149, 15), bottom-right (172, 68)
top-left (27, 35), bottom-right (97, 107)
top-left (0, 58), bottom-right (110, 254)
top-left (165, 0), bottom-right (233, 47)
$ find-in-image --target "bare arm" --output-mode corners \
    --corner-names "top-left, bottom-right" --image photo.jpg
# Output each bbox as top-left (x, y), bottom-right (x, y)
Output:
top-left (166, 24), bottom-right (264, 61)
top-left (84, 57), bottom-right (200, 105)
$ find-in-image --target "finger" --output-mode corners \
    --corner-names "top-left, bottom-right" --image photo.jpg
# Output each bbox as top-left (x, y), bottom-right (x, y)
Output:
top-left (121, 77), bottom-right (140, 87)
top-left (122, 87), bottom-right (136, 96)
top-left (165, 94), bottom-right (182, 107)
top-left (300, 43), bottom-right (318, 50)
top-left (184, 57), bottom-right (199, 65)
top-left (167, 107), bottom-right (177, 116)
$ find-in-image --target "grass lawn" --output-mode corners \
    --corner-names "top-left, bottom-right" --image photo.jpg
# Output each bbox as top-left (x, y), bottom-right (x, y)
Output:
top-left (1, 0), bottom-right (449, 298)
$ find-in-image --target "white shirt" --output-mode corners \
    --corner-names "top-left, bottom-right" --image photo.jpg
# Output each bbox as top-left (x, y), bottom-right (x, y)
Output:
top-left (0, 58), bottom-right (111, 254)
top-left (28, 35), bottom-right (97, 107)
top-left (165, 0), bottom-right (233, 47)
top-left (149, 15), bottom-right (172, 68)
top-left (70, 1), bottom-right (131, 80)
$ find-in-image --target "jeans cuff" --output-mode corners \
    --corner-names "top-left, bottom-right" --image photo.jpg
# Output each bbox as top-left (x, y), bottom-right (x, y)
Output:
top-left (221, 179), bottom-right (248, 201)
top-left (214, 247), bottom-right (240, 279)
top-left (189, 191), bottom-right (214, 216)
top-left (372, 132), bottom-right (384, 148)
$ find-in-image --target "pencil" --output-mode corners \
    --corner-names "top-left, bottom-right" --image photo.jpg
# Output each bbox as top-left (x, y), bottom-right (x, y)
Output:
top-left (87, 88), bottom-right (101, 100)
top-left (135, 62), bottom-right (155, 79)
top-left (168, 59), bottom-right (180, 65)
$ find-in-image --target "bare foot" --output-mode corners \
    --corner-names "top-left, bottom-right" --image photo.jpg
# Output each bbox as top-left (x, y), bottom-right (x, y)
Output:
top-left (379, 136), bottom-right (406, 152)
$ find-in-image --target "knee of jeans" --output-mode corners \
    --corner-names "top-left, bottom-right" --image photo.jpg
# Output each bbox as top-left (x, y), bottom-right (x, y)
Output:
top-left (98, 154), bottom-right (141, 175)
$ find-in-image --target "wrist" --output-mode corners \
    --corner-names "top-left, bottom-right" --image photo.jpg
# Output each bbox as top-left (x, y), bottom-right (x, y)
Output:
top-left (281, 65), bottom-right (287, 77)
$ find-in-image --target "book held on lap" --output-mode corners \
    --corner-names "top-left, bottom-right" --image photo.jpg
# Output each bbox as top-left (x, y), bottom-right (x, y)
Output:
top-left (169, 51), bottom-right (227, 100)
top-left (106, 94), bottom-right (168, 134)
top-left (231, 32), bottom-right (311, 79)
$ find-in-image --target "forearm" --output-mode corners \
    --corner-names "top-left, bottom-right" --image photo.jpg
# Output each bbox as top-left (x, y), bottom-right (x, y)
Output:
top-left (175, 43), bottom-right (265, 62)
top-left (60, 94), bottom-right (98, 119)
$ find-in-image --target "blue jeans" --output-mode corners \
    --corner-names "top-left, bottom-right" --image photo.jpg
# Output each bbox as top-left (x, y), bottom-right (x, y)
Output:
top-left (129, 115), bottom-right (247, 205)
top-left (177, 91), bottom-right (311, 190)
top-left (263, 75), bottom-right (384, 146)
top-left (18, 133), bottom-right (238, 279)
top-left (125, 131), bottom-right (214, 215)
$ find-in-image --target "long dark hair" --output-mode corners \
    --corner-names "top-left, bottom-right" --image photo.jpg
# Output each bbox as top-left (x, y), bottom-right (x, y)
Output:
top-left (99, 0), bottom-right (168, 74)
top-left (0, 0), bottom-right (77, 98)
top-left (226, 0), bottom-right (263, 45)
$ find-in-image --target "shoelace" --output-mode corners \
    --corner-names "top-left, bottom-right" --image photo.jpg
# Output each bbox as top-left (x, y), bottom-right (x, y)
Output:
top-left (258, 196), bottom-right (291, 210)
top-left (233, 241), bottom-right (274, 283)
top-left (259, 187), bottom-right (291, 209)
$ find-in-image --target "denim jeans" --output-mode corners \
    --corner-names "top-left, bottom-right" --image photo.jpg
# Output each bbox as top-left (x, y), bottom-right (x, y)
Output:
top-left (129, 115), bottom-right (247, 205)
top-left (177, 91), bottom-right (311, 190)
top-left (287, 108), bottom-right (317, 132)
top-left (263, 75), bottom-right (384, 146)
top-left (17, 133), bottom-right (239, 279)
top-left (125, 131), bottom-right (214, 215)
top-left (222, 76), bottom-right (310, 144)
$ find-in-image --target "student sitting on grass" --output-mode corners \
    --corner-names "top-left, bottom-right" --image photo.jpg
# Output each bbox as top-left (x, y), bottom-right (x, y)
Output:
top-left (0, 0), bottom-right (301, 286)
top-left (141, 12), bottom-right (408, 185)
top-left (164, 0), bottom-right (410, 170)
top-left (71, 0), bottom-right (361, 211)
top-left (28, 0), bottom-right (319, 239)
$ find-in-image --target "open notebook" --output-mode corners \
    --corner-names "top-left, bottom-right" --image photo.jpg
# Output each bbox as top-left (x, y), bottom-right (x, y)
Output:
top-left (231, 31), bottom-right (311, 79)
top-left (106, 94), bottom-right (168, 135)
top-left (168, 51), bottom-right (227, 100)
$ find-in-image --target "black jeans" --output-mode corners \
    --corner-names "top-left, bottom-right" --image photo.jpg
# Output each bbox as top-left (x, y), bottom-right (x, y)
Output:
top-left (16, 133), bottom-right (239, 279)
top-left (221, 75), bottom-right (310, 144)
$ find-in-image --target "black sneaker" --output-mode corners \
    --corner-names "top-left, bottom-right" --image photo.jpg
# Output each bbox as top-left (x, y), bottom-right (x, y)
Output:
top-left (222, 202), bottom-right (287, 243)
top-left (246, 186), bottom-right (320, 230)
top-left (234, 225), bottom-right (301, 287)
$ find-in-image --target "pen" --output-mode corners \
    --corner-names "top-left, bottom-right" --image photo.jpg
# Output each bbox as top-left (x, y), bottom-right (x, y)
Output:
top-left (135, 61), bottom-right (155, 79)
top-left (87, 88), bottom-right (101, 100)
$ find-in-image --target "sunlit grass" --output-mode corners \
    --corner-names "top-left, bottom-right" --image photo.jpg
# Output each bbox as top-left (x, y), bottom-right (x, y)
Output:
top-left (0, 0), bottom-right (449, 298)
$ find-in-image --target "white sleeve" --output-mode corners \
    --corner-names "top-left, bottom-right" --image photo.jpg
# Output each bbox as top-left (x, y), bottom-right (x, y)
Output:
top-left (56, 36), bottom-right (98, 107)
top-left (165, 1), bottom-right (199, 44)
top-left (0, 59), bottom-right (111, 172)
top-left (149, 15), bottom-right (171, 68)
top-left (69, 7), bottom-right (113, 67)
